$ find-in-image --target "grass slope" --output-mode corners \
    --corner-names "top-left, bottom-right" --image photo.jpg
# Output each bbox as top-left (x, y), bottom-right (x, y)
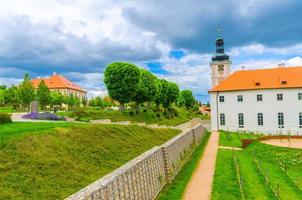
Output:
top-left (58, 107), bottom-right (210, 126)
top-left (219, 131), bottom-right (261, 147)
top-left (0, 124), bottom-right (180, 200)
top-left (0, 122), bottom-right (73, 148)
top-left (157, 131), bottom-right (210, 200)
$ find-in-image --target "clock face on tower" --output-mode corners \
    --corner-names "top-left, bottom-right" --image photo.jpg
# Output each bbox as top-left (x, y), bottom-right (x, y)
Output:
top-left (218, 65), bottom-right (224, 72)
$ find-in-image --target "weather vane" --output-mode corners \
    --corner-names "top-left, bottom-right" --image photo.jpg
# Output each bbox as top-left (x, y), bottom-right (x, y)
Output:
top-left (217, 25), bottom-right (222, 37)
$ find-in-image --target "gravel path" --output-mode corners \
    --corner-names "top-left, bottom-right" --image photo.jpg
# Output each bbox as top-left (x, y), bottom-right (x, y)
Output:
top-left (183, 131), bottom-right (219, 200)
top-left (261, 138), bottom-right (302, 149)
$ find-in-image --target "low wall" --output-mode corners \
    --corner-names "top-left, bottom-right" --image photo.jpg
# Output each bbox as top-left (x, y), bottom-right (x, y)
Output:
top-left (66, 122), bottom-right (206, 200)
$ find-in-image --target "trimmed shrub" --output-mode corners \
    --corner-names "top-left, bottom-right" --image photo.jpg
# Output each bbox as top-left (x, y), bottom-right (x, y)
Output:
top-left (0, 113), bottom-right (12, 124)
top-left (71, 109), bottom-right (89, 121)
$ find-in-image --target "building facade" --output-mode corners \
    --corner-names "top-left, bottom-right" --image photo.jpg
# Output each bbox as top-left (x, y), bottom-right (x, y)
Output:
top-left (31, 73), bottom-right (87, 99)
top-left (209, 36), bottom-right (302, 134)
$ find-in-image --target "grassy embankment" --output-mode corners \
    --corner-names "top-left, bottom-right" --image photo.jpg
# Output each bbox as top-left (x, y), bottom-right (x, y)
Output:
top-left (157, 131), bottom-right (211, 200)
top-left (212, 132), bottom-right (302, 200)
top-left (58, 107), bottom-right (210, 126)
top-left (0, 106), bottom-right (15, 113)
top-left (0, 122), bottom-right (180, 200)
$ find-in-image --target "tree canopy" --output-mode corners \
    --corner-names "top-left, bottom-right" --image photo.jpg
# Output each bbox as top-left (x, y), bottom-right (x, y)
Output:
top-left (134, 69), bottom-right (157, 105)
top-left (104, 62), bottom-right (140, 107)
top-left (37, 80), bottom-right (51, 109)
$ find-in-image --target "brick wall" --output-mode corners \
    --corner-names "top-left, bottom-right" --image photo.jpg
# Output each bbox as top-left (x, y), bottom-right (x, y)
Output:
top-left (66, 122), bottom-right (206, 200)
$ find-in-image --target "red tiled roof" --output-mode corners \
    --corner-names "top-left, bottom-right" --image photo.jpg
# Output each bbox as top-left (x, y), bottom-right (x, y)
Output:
top-left (31, 74), bottom-right (86, 92)
top-left (209, 66), bottom-right (302, 92)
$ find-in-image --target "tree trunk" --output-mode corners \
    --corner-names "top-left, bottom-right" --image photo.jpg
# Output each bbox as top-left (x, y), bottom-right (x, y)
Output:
top-left (119, 103), bottom-right (125, 112)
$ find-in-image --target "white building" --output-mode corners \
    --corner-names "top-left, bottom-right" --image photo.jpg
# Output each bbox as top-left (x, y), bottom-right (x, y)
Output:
top-left (209, 36), bottom-right (302, 135)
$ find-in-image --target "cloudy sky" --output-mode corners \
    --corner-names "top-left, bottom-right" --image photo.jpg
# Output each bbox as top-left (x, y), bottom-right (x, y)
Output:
top-left (1, 0), bottom-right (302, 102)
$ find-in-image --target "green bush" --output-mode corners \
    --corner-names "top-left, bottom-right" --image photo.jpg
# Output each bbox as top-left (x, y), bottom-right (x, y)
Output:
top-left (0, 113), bottom-right (12, 124)
top-left (71, 109), bottom-right (89, 121)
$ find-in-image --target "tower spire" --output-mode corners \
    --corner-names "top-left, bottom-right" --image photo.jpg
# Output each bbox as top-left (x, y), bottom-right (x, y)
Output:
top-left (212, 25), bottom-right (229, 61)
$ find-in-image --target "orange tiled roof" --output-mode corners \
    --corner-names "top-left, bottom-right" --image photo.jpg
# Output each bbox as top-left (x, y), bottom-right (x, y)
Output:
top-left (31, 74), bottom-right (86, 92)
top-left (209, 66), bottom-right (302, 92)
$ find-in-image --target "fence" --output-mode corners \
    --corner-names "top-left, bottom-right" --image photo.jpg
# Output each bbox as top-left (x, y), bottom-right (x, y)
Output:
top-left (66, 123), bottom-right (206, 200)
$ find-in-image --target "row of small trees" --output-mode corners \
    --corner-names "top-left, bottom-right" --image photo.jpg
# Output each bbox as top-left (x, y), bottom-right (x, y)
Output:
top-left (0, 74), bottom-right (84, 110)
top-left (104, 62), bottom-right (198, 111)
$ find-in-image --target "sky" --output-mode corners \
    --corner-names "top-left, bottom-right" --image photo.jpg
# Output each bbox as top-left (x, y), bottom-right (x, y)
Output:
top-left (1, 0), bottom-right (302, 103)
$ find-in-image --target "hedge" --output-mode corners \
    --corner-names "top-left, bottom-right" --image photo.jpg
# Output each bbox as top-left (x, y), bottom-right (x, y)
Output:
top-left (0, 113), bottom-right (12, 124)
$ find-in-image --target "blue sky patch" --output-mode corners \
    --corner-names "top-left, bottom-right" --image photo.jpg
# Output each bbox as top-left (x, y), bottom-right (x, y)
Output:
top-left (169, 50), bottom-right (185, 59)
top-left (145, 61), bottom-right (169, 75)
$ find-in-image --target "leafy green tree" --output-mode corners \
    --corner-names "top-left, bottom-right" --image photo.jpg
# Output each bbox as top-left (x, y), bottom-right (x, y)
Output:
top-left (164, 82), bottom-right (180, 108)
top-left (4, 85), bottom-right (20, 108)
top-left (81, 97), bottom-right (88, 107)
top-left (176, 94), bottom-right (185, 107)
top-left (36, 80), bottom-right (51, 110)
top-left (50, 91), bottom-right (65, 107)
top-left (18, 73), bottom-right (36, 109)
top-left (0, 84), bottom-right (6, 90)
top-left (134, 69), bottom-right (157, 107)
top-left (180, 90), bottom-right (195, 109)
top-left (154, 79), bottom-right (168, 107)
top-left (90, 97), bottom-right (103, 107)
top-left (0, 89), bottom-right (4, 105)
top-left (104, 62), bottom-right (140, 110)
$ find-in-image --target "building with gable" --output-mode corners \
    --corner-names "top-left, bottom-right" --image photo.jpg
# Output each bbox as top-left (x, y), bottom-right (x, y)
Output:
top-left (209, 36), bottom-right (302, 134)
top-left (31, 72), bottom-right (87, 99)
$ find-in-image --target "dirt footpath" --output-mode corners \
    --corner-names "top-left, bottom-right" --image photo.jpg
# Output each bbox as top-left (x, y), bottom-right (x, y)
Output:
top-left (261, 138), bottom-right (302, 149)
top-left (183, 131), bottom-right (219, 200)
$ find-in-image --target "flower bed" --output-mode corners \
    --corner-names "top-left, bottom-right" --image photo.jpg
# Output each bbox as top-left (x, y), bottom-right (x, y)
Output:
top-left (22, 112), bottom-right (65, 121)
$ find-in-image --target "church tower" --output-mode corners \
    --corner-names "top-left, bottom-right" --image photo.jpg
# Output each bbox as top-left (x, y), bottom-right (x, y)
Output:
top-left (210, 29), bottom-right (231, 87)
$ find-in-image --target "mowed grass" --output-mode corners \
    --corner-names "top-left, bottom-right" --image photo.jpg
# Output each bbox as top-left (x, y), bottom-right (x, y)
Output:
top-left (211, 149), bottom-right (241, 200)
top-left (0, 106), bottom-right (15, 113)
top-left (0, 123), bottom-right (180, 200)
top-left (157, 131), bottom-right (210, 200)
top-left (219, 131), bottom-right (261, 147)
top-left (0, 122), bottom-right (73, 147)
top-left (212, 132), bottom-right (302, 200)
top-left (58, 107), bottom-right (210, 126)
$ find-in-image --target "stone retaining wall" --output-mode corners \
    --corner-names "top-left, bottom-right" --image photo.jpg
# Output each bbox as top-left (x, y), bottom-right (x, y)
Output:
top-left (66, 123), bottom-right (206, 200)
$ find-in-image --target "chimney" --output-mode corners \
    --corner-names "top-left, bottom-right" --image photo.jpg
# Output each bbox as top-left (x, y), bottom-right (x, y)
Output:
top-left (241, 66), bottom-right (246, 70)
top-left (278, 63), bottom-right (285, 68)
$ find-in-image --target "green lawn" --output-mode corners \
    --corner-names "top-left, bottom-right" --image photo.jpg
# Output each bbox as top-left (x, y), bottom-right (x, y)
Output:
top-left (0, 106), bottom-right (15, 113)
top-left (219, 131), bottom-right (261, 148)
top-left (212, 132), bottom-right (302, 200)
top-left (157, 131), bottom-right (210, 200)
top-left (0, 123), bottom-right (180, 200)
top-left (57, 107), bottom-right (210, 126)
top-left (212, 149), bottom-right (242, 200)
top-left (0, 122), bottom-right (73, 148)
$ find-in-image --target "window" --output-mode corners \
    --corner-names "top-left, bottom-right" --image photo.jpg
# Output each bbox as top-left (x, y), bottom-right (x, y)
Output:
top-left (299, 113), bottom-right (302, 128)
top-left (257, 94), bottom-right (263, 101)
top-left (277, 94), bottom-right (283, 101)
top-left (298, 93), bottom-right (302, 100)
top-left (278, 112), bottom-right (284, 128)
top-left (237, 95), bottom-right (243, 102)
top-left (219, 96), bottom-right (224, 102)
top-left (238, 113), bottom-right (244, 128)
top-left (220, 113), bottom-right (225, 126)
top-left (257, 113), bottom-right (263, 126)
top-left (255, 82), bottom-right (261, 86)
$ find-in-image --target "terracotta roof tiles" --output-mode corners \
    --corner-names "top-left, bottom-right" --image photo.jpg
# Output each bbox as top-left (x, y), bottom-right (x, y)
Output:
top-left (209, 66), bottom-right (302, 92)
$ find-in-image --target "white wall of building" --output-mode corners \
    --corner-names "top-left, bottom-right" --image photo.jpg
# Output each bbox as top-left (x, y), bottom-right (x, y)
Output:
top-left (210, 88), bottom-right (302, 134)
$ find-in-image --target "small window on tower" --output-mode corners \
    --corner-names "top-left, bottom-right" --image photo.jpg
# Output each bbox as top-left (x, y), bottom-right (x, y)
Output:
top-left (218, 65), bottom-right (224, 71)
